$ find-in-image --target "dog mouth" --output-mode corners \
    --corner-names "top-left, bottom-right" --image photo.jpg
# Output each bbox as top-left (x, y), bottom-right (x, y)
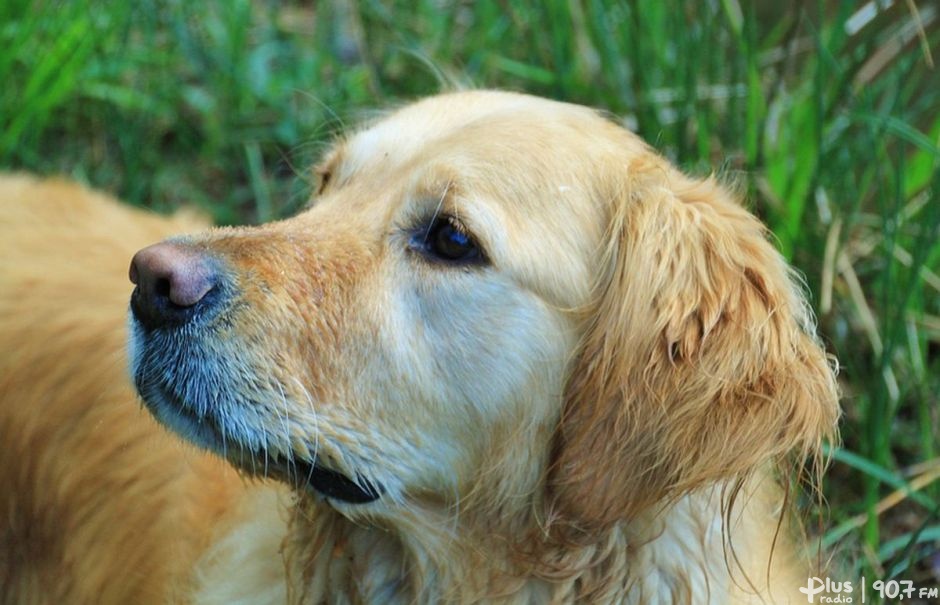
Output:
top-left (127, 247), bottom-right (385, 505)
top-left (135, 376), bottom-right (384, 504)
top-left (267, 456), bottom-right (384, 504)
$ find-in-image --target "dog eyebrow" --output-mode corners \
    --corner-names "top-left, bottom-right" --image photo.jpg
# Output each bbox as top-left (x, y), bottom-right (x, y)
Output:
top-left (421, 181), bottom-right (453, 243)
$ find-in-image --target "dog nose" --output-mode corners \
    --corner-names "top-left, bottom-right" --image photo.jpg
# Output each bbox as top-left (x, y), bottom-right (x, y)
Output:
top-left (129, 242), bottom-right (220, 329)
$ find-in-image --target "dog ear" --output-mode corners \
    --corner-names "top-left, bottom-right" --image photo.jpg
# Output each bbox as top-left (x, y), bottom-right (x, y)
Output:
top-left (549, 156), bottom-right (839, 534)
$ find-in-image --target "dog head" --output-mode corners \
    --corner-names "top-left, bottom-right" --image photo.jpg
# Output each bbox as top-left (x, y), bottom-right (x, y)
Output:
top-left (129, 91), bottom-right (838, 530)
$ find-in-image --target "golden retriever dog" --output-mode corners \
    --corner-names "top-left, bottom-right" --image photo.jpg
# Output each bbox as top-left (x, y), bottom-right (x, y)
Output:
top-left (0, 91), bottom-right (839, 604)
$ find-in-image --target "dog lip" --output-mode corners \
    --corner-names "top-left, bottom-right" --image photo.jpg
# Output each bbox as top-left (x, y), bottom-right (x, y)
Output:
top-left (282, 458), bottom-right (385, 504)
top-left (136, 380), bottom-right (383, 504)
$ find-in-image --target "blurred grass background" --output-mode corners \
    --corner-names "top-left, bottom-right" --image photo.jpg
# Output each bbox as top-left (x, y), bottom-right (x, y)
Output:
top-left (2, 0), bottom-right (938, 598)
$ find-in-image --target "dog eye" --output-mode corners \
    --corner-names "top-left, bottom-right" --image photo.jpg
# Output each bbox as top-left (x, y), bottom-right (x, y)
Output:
top-left (415, 217), bottom-right (485, 264)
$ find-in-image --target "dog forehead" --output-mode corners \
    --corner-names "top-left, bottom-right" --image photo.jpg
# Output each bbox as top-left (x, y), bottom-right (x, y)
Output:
top-left (327, 91), bottom-right (650, 307)
top-left (343, 91), bottom-right (610, 175)
top-left (338, 90), bottom-right (642, 221)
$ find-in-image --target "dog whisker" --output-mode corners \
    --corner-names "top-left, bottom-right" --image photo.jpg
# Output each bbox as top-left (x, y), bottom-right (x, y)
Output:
top-left (422, 180), bottom-right (451, 244)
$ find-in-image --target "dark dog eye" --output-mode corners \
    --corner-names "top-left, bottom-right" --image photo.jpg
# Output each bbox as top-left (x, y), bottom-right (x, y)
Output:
top-left (414, 217), bottom-right (485, 264)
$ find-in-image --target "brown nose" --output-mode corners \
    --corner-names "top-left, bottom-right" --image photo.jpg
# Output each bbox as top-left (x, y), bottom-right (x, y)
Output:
top-left (129, 242), bottom-right (220, 329)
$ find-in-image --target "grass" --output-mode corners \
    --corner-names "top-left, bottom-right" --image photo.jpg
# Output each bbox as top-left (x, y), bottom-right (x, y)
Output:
top-left (3, 0), bottom-right (938, 599)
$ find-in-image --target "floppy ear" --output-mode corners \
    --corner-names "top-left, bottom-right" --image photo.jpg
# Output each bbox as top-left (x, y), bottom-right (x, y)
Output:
top-left (549, 156), bottom-right (839, 533)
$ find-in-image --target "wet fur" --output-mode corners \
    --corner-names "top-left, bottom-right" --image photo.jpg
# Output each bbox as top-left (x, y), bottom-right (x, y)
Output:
top-left (0, 91), bottom-right (839, 603)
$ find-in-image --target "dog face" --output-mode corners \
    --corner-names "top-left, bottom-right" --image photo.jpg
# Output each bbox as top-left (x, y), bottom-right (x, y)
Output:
top-left (129, 91), bottom-right (838, 527)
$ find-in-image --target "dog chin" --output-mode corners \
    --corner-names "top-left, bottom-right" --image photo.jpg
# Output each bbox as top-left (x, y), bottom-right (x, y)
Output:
top-left (129, 315), bottom-right (384, 504)
top-left (134, 378), bottom-right (230, 454)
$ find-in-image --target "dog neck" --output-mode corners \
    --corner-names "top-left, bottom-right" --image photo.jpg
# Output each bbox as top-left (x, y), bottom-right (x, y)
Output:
top-left (281, 497), bottom-right (542, 603)
top-left (274, 489), bottom-right (742, 604)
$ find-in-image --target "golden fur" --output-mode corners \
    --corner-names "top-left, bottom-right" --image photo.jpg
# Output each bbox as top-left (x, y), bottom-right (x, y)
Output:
top-left (0, 91), bottom-right (839, 603)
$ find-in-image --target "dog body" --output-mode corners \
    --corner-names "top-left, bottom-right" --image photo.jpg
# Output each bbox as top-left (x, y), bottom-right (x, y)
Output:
top-left (0, 91), bottom-right (838, 603)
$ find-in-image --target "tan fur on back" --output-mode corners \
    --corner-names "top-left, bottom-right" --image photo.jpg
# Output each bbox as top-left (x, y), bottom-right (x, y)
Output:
top-left (0, 91), bottom-right (839, 604)
top-left (0, 176), bottom-right (249, 603)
